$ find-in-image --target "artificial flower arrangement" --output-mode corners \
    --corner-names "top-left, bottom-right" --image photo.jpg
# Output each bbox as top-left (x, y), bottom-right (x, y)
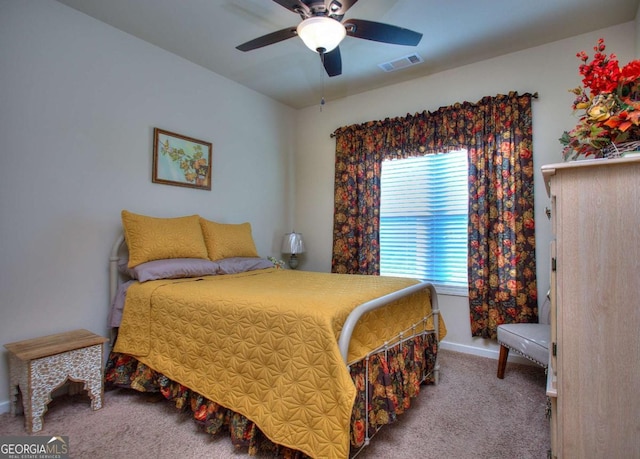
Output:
top-left (559, 38), bottom-right (640, 160)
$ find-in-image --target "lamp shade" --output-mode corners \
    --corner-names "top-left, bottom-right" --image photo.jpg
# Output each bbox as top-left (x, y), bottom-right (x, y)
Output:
top-left (281, 232), bottom-right (305, 254)
top-left (296, 16), bottom-right (346, 53)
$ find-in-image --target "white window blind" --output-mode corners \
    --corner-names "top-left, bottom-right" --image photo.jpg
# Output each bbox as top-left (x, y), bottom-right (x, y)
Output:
top-left (380, 150), bottom-right (469, 296)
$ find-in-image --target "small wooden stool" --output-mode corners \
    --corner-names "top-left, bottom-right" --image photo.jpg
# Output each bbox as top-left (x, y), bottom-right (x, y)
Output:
top-left (4, 329), bottom-right (108, 433)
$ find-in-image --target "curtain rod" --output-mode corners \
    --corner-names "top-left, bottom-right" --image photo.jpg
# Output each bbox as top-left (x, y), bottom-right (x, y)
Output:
top-left (329, 91), bottom-right (539, 138)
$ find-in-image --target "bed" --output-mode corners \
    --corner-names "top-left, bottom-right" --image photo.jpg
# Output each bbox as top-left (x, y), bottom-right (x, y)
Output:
top-left (105, 211), bottom-right (446, 458)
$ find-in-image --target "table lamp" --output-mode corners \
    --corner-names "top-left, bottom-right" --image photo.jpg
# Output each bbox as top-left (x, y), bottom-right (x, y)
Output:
top-left (281, 232), bottom-right (305, 269)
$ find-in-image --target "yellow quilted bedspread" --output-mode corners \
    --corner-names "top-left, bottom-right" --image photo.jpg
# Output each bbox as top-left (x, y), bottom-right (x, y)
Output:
top-left (114, 269), bottom-right (446, 458)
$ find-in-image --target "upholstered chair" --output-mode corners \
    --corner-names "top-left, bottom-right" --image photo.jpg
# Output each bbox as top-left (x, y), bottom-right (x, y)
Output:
top-left (496, 294), bottom-right (550, 379)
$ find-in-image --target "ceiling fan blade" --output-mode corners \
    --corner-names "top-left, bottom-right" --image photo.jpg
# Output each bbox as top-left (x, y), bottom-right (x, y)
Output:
top-left (326, 0), bottom-right (358, 16)
top-left (344, 19), bottom-right (422, 46)
top-left (272, 0), bottom-right (311, 17)
top-left (321, 46), bottom-right (342, 77)
top-left (236, 27), bottom-right (298, 51)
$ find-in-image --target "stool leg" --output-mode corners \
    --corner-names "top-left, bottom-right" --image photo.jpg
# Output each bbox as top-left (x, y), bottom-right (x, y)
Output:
top-left (497, 344), bottom-right (509, 379)
top-left (7, 354), bottom-right (23, 417)
top-left (78, 345), bottom-right (104, 411)
top-left (86, 376), bottom-right (104, 410)
top-left (9, 384), bottom-right (19, 416)
top-left (28, 376), bottom-right (49, 433)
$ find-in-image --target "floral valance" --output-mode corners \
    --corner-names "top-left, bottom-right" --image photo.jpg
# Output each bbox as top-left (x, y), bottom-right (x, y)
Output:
top-left (331, 91), bottom-right (538, 158)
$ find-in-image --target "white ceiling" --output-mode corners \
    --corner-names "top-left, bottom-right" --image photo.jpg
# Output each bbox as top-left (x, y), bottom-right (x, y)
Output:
top-left (55, 0), bottom-right (639, 109)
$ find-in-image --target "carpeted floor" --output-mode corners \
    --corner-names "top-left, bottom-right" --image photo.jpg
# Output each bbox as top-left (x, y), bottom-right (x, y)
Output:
top-left (0, 350), bottom-right (549, 458)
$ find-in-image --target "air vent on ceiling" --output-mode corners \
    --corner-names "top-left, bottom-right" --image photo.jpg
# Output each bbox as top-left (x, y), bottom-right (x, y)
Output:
top-left (378, 53), bottom-right (424, 72)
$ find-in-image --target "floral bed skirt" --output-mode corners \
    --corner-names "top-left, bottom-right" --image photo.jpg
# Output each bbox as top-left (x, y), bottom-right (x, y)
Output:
top-left (105, 332), bottom-right (438, 458)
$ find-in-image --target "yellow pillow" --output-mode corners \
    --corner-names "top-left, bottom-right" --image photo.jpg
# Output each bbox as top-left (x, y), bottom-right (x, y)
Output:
top-left (121, 210), bottom-right (208, 268)
top-left (199, 218), bottom-right (259, 260)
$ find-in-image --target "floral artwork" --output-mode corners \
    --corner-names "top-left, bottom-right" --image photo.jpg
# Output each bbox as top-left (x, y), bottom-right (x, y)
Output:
top-left (560, 39), bottom-right (640, 160)
top-left (152, 128), bottom-right (212, 190)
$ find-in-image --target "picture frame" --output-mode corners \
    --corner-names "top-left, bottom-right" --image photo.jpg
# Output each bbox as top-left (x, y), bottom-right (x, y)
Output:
top-left (152, 128), bottom-right (212, 190)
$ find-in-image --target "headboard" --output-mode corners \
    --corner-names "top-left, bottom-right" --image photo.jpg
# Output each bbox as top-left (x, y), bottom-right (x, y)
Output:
top-left (109, 234), bottom-right (126, 307)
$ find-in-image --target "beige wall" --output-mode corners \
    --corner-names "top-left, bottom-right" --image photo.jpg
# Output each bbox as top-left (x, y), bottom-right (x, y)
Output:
top-left (637, 1), bottom-right (640, 54)
top-left (292, 22), bottom-right (637, 358)
top-left (0, 0), bottom-right (295, 411)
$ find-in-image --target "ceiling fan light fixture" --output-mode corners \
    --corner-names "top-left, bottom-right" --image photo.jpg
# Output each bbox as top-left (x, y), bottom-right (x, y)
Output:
top-left (296, 16), bottom-right (346, 53)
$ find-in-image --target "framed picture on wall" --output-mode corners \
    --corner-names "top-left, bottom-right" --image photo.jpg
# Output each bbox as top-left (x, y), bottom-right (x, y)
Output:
top-left (152, 128), bottom-right (212, 190)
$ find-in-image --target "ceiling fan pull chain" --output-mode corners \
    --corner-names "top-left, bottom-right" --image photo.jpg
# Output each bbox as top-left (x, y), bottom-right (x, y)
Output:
top-left (320, 50), bottom-right (326, 111)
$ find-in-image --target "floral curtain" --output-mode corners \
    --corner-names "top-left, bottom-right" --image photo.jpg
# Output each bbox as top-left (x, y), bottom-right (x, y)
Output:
top-left (331, 92), bottom-right (538, 338)
top-left (466, 94), bottom-right (538, 338)
top-left (332, 122), bottom-right (385, 274)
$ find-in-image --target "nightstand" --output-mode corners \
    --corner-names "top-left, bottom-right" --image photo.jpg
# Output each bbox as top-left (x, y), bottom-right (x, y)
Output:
top-left (5, 329), bottom-right (108, 433)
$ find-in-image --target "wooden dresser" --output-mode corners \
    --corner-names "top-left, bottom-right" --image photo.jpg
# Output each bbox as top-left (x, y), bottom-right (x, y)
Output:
top-left (542, 156), bottom-right (640, 458)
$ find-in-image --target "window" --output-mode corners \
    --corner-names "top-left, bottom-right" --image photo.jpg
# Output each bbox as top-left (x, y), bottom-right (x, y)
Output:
top-left (380, 150), bottom-right (468, 295)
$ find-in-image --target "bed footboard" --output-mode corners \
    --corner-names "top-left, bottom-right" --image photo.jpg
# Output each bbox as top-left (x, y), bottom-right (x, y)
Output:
top-left (340, 282), bottom-right (440, 456)
top-left (338, 281), bottom-right (440, 383)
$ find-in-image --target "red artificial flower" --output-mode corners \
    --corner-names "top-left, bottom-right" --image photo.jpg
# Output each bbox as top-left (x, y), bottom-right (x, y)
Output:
top-left (620, 60), bottom-right (640, 84)
top-left (578, 39), bottom-right (621, 96)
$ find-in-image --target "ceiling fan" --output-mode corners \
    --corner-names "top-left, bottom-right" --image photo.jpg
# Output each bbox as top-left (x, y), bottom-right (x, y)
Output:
top-left (236, 0), bottom-right (423, 77)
